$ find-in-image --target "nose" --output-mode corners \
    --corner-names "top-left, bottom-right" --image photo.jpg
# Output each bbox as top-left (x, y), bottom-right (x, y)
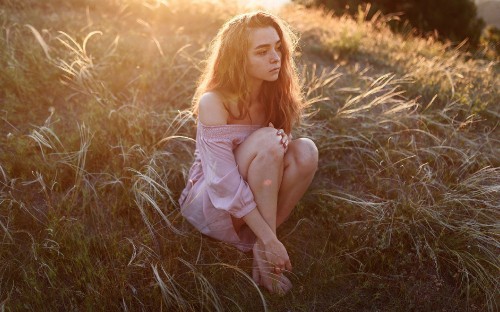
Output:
top-left (270, 50), bottom-right (280, 64)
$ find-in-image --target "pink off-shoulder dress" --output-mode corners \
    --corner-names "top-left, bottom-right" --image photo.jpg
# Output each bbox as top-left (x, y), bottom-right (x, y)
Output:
top-left (179, 122), bottom-right (262, 252)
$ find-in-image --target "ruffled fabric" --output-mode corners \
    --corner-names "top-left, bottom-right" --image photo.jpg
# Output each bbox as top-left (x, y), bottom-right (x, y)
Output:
top-left (179, 122), bottom-right (262, 252)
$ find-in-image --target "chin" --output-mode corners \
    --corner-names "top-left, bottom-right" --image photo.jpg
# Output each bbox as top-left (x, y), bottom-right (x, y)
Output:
top-left (265, 74), bottom-right (280, 82)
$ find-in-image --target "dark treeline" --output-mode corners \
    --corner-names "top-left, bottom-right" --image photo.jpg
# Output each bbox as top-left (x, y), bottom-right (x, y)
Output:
top-left (302, 0), bottom-right (485, 47)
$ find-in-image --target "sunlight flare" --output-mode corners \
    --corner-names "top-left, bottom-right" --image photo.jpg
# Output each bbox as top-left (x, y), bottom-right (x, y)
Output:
top-left (237, 0), bottom-right (291, 11)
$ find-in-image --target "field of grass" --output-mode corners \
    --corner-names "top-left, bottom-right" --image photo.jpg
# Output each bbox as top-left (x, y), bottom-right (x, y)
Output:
top-left (1, 0), bottom-right (498, 311)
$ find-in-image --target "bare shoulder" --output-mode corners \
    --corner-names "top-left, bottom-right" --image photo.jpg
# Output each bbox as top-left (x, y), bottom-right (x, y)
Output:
top-left (198, 91), bottom-right (228, 126)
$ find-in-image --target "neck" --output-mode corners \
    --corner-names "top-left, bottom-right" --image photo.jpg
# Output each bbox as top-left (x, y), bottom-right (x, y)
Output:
top-left (248, 77), bottom-right (263, 104)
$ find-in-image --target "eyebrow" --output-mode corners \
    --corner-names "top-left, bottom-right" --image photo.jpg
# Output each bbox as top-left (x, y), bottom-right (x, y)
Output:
top-left (254, 40), bottom-right (281, 50)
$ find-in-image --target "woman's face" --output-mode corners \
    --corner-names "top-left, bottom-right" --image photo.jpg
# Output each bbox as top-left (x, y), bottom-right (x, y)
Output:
top-left (246, 26), bottom-right (282, 84)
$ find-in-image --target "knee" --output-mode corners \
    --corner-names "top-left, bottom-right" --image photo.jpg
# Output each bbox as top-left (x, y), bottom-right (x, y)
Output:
top-left (253, 127), bottom-right (286, 163)
top-left (290, 138), bottom-right (318, 174)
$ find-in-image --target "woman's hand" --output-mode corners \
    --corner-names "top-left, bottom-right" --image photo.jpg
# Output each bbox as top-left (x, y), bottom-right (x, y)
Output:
top-left (261, 237), bottom-right (292, 274)
top-left (253, 238), bottom-right (293, 295)
top-left (269, 122), bottom-right (290, 153)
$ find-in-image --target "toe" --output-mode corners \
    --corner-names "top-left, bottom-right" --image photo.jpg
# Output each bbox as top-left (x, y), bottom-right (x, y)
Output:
top-left (279, 274), bottom-right (293, 293)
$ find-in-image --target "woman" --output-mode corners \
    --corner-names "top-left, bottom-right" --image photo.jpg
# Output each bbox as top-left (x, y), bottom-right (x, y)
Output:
top-left (179, 11), bottom-right (318, 295)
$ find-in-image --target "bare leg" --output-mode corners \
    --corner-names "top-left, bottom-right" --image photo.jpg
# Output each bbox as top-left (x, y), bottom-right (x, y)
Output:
top-left (276, 138), bottom-right (318, 227)
top-left (234, 138), bottom-right (318, 230)
top-left (233, 128), bottom-right (318, 294)
top-left (253, 138), bottom-right (317, 293)
top-left (234, 127), bottom-right (289, 293)
top-left (245, 143), bottom-right (284, 233)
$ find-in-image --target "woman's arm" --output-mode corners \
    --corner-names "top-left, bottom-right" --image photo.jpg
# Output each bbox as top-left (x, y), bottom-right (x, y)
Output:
top-left (242, 209), bottom-right (292, 273)
top-left (198, 92), bottom-right (291, 272)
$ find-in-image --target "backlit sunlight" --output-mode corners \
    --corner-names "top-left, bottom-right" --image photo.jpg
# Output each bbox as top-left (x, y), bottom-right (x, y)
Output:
top-left (237, 0), bottom-right (291, 11)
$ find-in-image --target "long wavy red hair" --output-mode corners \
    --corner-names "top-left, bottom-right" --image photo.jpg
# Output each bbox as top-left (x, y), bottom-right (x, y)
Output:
top-left (192, 11), bottom-right (304, 134)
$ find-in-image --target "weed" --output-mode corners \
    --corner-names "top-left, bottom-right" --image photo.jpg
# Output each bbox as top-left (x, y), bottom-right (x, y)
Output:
top-left (1, 1), bottom-right (498, 311)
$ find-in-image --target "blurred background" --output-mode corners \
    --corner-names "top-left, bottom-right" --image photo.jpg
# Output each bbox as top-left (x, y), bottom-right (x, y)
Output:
top-left (243, 0), bottom-right (500, 57)
top-left (294, 0), bottom-right (500, 54)
top-left (476, 0), bottom-right (500, 28)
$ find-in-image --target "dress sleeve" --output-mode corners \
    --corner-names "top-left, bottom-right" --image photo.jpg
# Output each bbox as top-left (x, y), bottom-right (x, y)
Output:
top-left (198, 123), bottom-right (257, 219)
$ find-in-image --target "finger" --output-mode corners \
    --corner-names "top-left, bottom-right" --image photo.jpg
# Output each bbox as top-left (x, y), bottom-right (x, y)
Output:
top-left (278, 259), bottom-right (285, 267)
top-left (281, 138), bottom-right (288, 149)
top-left (285, 260), bottom-right (292, 272)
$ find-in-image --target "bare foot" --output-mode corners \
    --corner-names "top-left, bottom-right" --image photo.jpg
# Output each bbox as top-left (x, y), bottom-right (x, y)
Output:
top-left (252, 242), bottom-right (293, 295)
top-left (252, 257), bottom-right (292, 291)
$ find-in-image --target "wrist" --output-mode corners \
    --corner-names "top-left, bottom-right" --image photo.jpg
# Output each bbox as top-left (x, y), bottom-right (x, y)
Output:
top-left (259, 235), bottom-right (277, 246)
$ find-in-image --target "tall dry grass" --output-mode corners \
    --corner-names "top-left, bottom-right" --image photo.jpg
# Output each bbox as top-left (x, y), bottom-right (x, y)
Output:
top-left (0, 0), bottom-right (498, 311)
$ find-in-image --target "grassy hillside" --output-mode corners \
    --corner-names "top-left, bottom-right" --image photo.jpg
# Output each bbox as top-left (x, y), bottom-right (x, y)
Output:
top-left (1, 0), bottom-right (498, 311)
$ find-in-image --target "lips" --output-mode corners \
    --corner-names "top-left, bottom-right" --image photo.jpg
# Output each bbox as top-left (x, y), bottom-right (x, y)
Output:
top-left (270, 67), bottom-right (281, 73)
